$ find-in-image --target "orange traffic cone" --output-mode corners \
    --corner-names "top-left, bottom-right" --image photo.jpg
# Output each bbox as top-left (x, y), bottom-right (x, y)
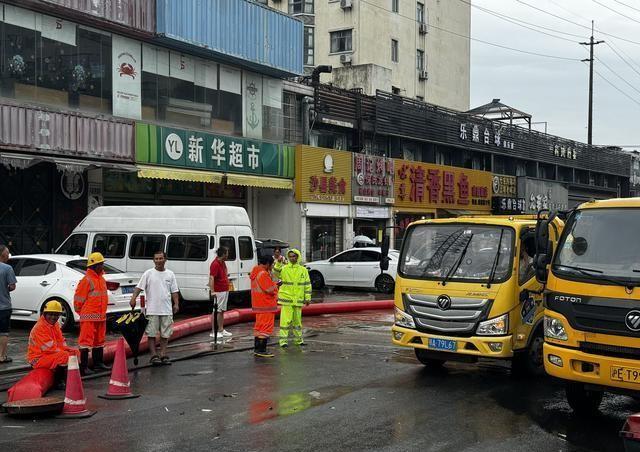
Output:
top-left (56, 354), bottom-right (96, 418)
top-left (99, 338), bottom-right (139, 400)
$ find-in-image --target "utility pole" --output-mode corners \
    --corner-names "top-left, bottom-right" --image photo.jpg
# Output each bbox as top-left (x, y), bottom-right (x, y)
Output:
top-left (580, 21), bottom-right (604, 146)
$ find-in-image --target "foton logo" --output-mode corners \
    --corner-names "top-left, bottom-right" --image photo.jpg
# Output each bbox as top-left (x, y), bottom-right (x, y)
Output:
top-left (554, 295), bottom-right (583, 304)
top-left (625, 311), bottom-right (640, 332)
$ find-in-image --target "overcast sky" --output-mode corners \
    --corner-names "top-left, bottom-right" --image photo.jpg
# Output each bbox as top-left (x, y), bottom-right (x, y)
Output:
top-left (470, 0), bottom-right (640, 149)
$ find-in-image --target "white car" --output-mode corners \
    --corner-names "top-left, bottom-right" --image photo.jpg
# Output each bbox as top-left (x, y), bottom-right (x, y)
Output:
top-left (8, 254), bottom-right (140, 331)
top-left (305, 247), bottom-right (399, 293)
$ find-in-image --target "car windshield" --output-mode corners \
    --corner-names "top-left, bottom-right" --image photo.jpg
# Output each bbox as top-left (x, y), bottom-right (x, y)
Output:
top-left (399, 224), bottom-right (514, 283)
top-left (553, 208), bottom-right (640, 284)
top-left (66, 260), bottom-right (123, 275)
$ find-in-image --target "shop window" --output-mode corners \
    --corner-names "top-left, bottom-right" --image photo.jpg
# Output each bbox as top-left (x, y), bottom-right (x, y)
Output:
top-left (129, 235), bottom-right (166, 260)
top-left (1, 23), bottom-right (37, 102)
top-left (238, 236), bottom-right (254, 260)
top-left (219, 237), bottom-right (237, 261)
top-left (57, 233), bottom-right (88, 256)
top-left (73, 28), bottom-right (112, 113)
top-left (308, 218), bottom-right (342, 261)
top-left (167, 235), bottom-right (208, 261)
top-left (92, 234), bottom-right (127, 258)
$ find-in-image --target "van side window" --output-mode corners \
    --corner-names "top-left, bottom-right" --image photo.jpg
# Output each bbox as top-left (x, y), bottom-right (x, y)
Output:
top-left (219, 237), bottom-right (237, 261)
top-left (57, 234), bottom-right (88, 256)
top-left (167, 236), bottom-right (208, 261)
top-left (238, 237), bottom-right (254, 260)
top-left (93, 234), bottom-right (127, 258)
top-left (129, 235), bottom-right (166, 260)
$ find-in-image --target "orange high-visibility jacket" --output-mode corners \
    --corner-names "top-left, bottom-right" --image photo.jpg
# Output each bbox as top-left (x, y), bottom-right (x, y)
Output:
top-left (74, 268), bottom-right (108, 322)
top-left (250, 265), bottom-right (278, 313)
top-left (26, 316), bottom-right (74, 366)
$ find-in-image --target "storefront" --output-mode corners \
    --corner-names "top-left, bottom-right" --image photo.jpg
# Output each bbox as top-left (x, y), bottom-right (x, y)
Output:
top-left (295, 146), bottom-right (352, 262)
top-left (491, 174), bottom-right (526, 215)
top-left (392, 159), bottom-right (493, 248)
top-left (518, 177), bottom-right (569, 213)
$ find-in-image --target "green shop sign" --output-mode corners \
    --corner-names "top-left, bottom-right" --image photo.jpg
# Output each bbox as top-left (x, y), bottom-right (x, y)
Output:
top-left (135, 123), bottom-right (295, 178)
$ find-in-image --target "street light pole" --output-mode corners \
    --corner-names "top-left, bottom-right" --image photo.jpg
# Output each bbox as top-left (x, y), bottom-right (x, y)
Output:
top-left (580, 21), bottom-right (604, 146)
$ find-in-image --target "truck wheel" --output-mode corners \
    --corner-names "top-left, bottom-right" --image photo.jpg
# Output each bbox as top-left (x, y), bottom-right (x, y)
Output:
top-left (415, 349), bottom-right (446, 368)
top-left (309, 271), bottom-right (324, 290)
top-left (566, 383), bottom-right (603, 415)
top-left (512, 333), bottom-right (545, 376)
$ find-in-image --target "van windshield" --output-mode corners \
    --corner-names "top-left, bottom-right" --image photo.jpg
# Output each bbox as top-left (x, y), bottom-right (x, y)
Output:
top-left (399, 224), bottom-right (514, 283)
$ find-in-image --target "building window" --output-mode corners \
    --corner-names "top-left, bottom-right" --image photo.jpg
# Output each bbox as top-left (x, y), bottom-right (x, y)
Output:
top-left (416, 49), bottom-right (424, 70)
top-left (392, 86), bottom-right (401, 95)
top-left (417, 2), bottom-right (425, 23)
top-left (304, 26), bottom-right (315, 65)
top-left (391, 39), bottom-right (399, 63)
top-left (330, 29), bottom-right (352, 53)
top-left (416, 96), bottom-right (424, 102)
top-left (289, 0), bottom-right (314, 14)
top-left (392, 0), bottom-right (399, 13)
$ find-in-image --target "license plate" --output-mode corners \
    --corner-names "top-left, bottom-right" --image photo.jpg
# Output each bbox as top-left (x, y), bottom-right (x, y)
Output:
top-left (428, 338), bottom-right (457, 352)
top-left (611, 366), bottom-right (640, 384)
top-left (121, 286), bottom-right (135, 295)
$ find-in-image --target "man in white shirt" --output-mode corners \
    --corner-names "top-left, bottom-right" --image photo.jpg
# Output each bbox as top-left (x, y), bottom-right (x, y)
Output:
top-left (130, 251), bottom-right (179, 366)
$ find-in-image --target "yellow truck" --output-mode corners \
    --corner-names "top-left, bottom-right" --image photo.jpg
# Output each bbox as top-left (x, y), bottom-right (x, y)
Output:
top-left (390, 215), bottom-right (560, 374)
top-left (535, 198), bottom-right (640, 414)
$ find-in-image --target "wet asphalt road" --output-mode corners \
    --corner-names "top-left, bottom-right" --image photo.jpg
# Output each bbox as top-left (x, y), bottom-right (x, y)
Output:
top-left (0, 310), bottom-right (636, 452)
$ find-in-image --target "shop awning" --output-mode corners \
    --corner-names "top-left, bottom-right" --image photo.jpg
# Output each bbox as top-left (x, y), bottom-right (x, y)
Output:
top-left (0, 152), bottom-right (138, 173)
top-left (137, 165), bottom-right (223, 184)
top-left (226, 173), bottom-right (293, 190)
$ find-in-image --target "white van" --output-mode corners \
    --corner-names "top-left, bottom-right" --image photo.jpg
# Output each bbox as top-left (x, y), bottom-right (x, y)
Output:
top-left (56, 206), bottom-right (257, 303)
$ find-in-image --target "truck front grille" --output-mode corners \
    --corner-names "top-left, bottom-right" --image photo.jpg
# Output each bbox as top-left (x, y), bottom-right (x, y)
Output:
top-left (579, 342), bottom-right (640, 361)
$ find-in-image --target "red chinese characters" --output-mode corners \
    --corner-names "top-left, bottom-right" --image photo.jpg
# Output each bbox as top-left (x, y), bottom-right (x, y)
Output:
top-left (442, 171), bottom-right (455, 204)
top-left (410, 166), bottom-right (426, 203)
top-left (457, 174), bottom-right (470, 205)
top-left (427, 169), bottom-right (440, 204)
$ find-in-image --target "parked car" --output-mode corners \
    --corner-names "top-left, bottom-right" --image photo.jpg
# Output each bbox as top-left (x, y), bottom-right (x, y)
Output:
top-left (8, 254), bottom-right (140, 331)
top-left (305, 247), bottom-right (399, 293)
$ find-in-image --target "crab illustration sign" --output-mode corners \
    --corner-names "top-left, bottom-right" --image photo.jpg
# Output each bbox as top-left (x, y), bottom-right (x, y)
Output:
top-left (112, 35), bottom-right (141, 120)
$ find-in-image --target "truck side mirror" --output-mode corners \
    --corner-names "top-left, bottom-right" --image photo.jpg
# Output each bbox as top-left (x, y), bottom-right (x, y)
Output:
top-left (534, 252), bottom-right (551, 283)
top-left (380, 234), bottom-right (390, 272)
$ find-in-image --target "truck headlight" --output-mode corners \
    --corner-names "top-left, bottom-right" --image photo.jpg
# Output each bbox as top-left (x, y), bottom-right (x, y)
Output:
top-left (544, 316), bottom-right (568, 341)
top-left (476, 313), bottom-right (508, 336)
top-left (394, 307), bottom-right (415, 329)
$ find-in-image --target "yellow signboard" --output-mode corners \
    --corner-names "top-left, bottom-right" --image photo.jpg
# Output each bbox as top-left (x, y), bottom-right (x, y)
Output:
top-left (393, 159), bottom-right (492, 212)
top-left (295, 146), bottom-right (352, 204)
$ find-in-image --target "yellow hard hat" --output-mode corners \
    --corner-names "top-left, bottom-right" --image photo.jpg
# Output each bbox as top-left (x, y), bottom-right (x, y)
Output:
top-left (87, 252), bottom-right (105, 267)
top-left (43, 300), bottom-right (63, 314)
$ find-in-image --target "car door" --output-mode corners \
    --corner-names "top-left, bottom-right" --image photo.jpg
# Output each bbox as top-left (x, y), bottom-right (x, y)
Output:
top-left (352, 250), bottom-right (382, 287)
top-left (216, 226), bottom-right (239, 292)
top-left (10, 258), bottom-right (61, 316)
top-left (515, 229), bottom-right (544, 342)
top-left (323, 250), bottom-right (360, 286)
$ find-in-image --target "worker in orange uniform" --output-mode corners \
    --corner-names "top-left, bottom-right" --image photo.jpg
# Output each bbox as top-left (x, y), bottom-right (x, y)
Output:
top-left (74, 252), bottom-right (110, 375)
top-left (27, 300), bottom-right (79, 388)
top-left (250, 255), bottom-right (280, 358)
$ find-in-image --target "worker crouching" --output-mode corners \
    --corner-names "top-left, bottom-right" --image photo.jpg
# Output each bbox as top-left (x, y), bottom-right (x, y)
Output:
top-left (74, 252), bottom-right (110, 375)
top-left (251, 255), bottom-right (280, 358)
top-left (27, 300), bottom-right (79, 388)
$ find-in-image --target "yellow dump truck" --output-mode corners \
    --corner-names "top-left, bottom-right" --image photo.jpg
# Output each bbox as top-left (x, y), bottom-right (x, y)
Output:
top-left (390, 215), bottom-right (561, 374)
top-left (535, 198), bottom-right (640, 414)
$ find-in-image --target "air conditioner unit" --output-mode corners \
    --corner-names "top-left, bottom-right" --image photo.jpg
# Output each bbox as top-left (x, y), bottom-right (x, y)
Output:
top-left (419, 22), bottom-right (428, 34)
top-left (341, 0), bottom-right (353, 9)
top-left (419, 70), bottom-right (428, 80)
top-left (340, 53), bottom-right (353, 64)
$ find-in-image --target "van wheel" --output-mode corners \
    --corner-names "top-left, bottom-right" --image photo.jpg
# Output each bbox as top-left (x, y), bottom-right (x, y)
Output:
top-left (41, 299), bottom-right (74, 332)
top-left (512, 332), bottom-right (545, 376)
top-left (375, 274), bottom-right (395, 294)
top-left (309, 271), bottom-right (324, 290)
top-left (415, 349), bottom-right (446, 368)
top-left (566, 383), bottom-right (603, 415)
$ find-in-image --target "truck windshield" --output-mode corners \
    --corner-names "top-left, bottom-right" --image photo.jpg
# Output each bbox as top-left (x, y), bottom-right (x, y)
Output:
top-left (399, 224), bottom-right (514, 283)
top-left (553, 208), bottom-right (640, 285)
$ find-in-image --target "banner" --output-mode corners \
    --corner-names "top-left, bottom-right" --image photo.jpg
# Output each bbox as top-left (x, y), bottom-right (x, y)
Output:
top-left (112, 35), bottom-right (141, 120)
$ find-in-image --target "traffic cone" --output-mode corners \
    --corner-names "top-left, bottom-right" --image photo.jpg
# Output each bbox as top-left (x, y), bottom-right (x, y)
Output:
top-left (56, 354), bottom-right (96, 419)
top-left (98, 338), bottom-right (139, 400)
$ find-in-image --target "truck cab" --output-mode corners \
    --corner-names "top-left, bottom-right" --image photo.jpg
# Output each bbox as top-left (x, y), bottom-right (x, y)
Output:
top-left (391, 215), bottom-right (559, 374)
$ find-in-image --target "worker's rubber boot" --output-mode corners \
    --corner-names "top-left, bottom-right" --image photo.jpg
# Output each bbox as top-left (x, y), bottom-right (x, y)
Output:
top-left (255, 338), bottom-right (274, 358)
top-left (91, 347), bottom-right (111, 371)
top-left (54, 365), bottom-right (67, 390)
top-left (253, 337), bottom-right (260, 355)
top-left (80, 349), bottom-right (94, 376)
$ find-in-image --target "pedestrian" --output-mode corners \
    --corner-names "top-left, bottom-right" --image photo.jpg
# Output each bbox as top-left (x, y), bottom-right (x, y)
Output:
top-left (26, 300), bottom-right (79, 388)
top-left (251, 255), bottom-right (280, 358)
top-left (74, 252), bottom-right (110, 375)
top-left (272, 247), bottom-right (286, 280)
top-left (129, 251), bottom-right (179, 366)
top-left (208, 247), bottom-right (232, 342)
top-left (0, 244), bottom-right (16, 364)
top-left (278, 249), bottom-right (311, 347)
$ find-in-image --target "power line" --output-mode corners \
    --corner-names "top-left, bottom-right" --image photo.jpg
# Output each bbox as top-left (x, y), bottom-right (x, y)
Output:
top-left (612, 0), bottom-right (640, 15)
top-left (591, 0), bottom-right (640, 25)
top-left (546, 0), bottom-right (592, 23)
top-left (595, 55), bottom-right (640, 97)
top-left (358, 0), bottom-right (580, 61)
top-left (605, 41), bottom-right (640, 80)
top-left (516, 0), bottom-right (640, 45)
top-left (584, 61), bottom-right (640, 108)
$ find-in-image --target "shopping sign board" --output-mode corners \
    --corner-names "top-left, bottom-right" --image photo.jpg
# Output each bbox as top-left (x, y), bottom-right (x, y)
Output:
top-left (135, 123), bottom-right (294, 178)
top-left (295, 146), bottom-right (352, 204)
top-left (393, 159), bottom-right (492, 211)
top-left (352, 153), bottom-right (394, 205)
